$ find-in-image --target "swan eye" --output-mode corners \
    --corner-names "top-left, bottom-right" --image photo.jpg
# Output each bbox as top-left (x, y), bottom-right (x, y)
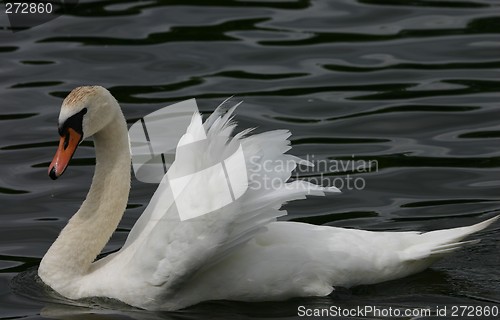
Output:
top-left (58, 108), bottom-right (88, 138)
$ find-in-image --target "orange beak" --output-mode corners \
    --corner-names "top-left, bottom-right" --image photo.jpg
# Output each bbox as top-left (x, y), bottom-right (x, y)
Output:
top-left (48, 128), bottom-right (82, 180)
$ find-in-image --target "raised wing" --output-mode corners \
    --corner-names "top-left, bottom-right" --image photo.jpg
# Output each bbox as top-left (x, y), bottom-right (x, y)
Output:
top-left (119, 100), bottom-right (340, 308)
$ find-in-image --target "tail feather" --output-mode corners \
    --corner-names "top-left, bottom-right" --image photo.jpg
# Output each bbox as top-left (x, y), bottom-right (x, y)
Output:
top-left (429, 239), bottom-right (481, 256)
top-left (401, 215), bottom-right (499, 261)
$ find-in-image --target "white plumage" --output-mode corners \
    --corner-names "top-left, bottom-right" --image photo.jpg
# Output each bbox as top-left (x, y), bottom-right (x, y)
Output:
top-left (39, 86), bottom-right (499, 310)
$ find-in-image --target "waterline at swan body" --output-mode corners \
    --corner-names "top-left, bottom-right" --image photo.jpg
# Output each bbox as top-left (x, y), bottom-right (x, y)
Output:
top-left (39, 86), bottom-right (499, 310)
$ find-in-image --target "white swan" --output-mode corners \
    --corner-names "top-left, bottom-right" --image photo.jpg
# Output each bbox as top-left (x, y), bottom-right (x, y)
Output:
top-left (39, 86), bottom-right (498, 311)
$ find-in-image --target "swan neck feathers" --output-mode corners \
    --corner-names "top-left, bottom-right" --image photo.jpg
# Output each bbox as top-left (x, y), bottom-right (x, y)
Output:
top-left (39, 94), bottom-right (131, 291)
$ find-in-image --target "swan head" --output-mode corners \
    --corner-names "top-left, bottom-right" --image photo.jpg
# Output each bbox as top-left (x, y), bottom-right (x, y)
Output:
top-left (48, 86), bottom-right (119, 180)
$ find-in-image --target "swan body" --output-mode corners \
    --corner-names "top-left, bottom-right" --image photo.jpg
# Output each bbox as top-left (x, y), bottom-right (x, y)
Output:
top-left (39, 86), bottom-right (499, 310)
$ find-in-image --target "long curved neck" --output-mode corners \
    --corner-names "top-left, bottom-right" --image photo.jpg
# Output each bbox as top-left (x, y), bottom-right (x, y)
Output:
top-left (39, 109), bottom-right (131, 284)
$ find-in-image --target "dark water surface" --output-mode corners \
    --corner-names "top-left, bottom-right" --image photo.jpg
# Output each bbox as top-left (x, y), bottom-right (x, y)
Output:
top-left (1, 0), bottom-right (500, 319)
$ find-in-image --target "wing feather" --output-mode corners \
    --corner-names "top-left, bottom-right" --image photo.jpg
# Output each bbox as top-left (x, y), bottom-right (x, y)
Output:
top-left (121, 100), bottom-right (340, 302)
